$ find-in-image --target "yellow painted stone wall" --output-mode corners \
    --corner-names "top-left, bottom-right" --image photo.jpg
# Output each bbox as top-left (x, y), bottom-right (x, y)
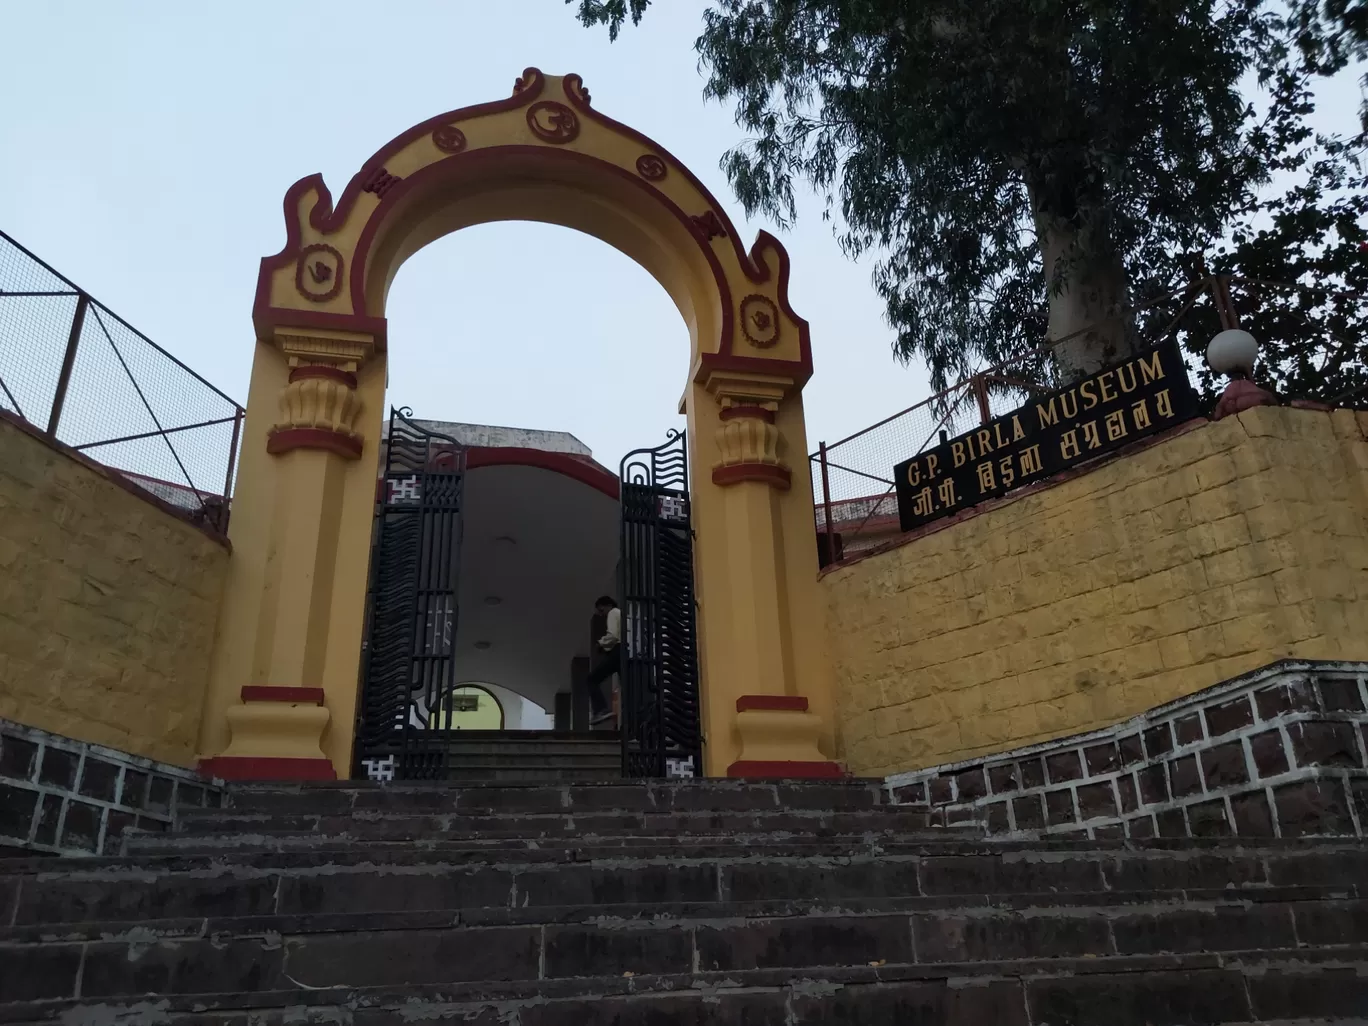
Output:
top-left (0, 416), bottom-right (229, 767)
top-left (826, 405), bottom-right (1368, 778)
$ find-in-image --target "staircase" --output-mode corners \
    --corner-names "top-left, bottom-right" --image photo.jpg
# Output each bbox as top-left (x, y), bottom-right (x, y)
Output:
top-left (3, 779), bottom-right (1367, 1024)
top-left (389, 731), bottom-right (623, 783)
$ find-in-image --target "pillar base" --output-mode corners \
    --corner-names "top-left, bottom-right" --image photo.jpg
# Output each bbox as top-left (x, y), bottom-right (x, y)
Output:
top-left (202, 685), bottom-right (335, 782)
top-left (726, 695), bottom-right (843, 779)
top-left (199, 755), bottom-right (337, 781)
top-left (727, 759), bottom-right (845, 779)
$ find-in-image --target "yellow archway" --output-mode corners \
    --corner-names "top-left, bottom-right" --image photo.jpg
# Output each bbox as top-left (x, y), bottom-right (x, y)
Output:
top-left (198, 69), bottom-right (838, 780)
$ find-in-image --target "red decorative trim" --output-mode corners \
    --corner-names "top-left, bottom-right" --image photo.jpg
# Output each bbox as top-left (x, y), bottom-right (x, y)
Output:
top-left (361, 166), bottom-right (402, 199)
top-left (267, 427), bottom-right (362, 459)
top-left (526, 100), bottom-right (580, 143)
top-left (199, 756), bottom-right (337, 782)
top-left (253, 68), bottom-right (547, 340)
top-left (736, 694), bottom-right (809, 713)
top-left (636, 154), bottom-right (667, 181)
top-left (712, 463), bottom-right (792, 489)
top-left (727, 760), bottom-right (844, 780)
top-left (255, 69), bottom-right (813, 386)
top-left (740, 294), bottom-right (781, 349)
top-left (432, 125), bottom-right (468, 154)
top-left (240, 686), bottom-right (326, 705)
top-left (294, 244), bottom-right (343, 303)
top-left (559, 74), bottom-right (813, 377)
top-left (691, 211), bottom-right (727, 241)
top-left (719, 406), bottom-right (775, 423)
top-left (465, 446), bottom-right (620, 500)
top-left (288, 365), bottom-right (357, 388)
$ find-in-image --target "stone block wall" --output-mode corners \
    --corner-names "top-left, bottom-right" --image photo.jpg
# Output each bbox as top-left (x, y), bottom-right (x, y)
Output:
top-left (824, 406), bottom-right (1368, 777)
top-left (886, 660), bottom-right (1368, 839)
top-left (0, 413), bottom-right (230, 766)
top-left (0, 718), bottom-right (223, 856)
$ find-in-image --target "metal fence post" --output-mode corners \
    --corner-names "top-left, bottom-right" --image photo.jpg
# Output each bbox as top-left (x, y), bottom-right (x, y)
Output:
top-left (46, 292), bottom-right (89, 438)
top-left (972, 374), bottom-right (992, 425)
top-left (818, 442), bottom-right (836, 563)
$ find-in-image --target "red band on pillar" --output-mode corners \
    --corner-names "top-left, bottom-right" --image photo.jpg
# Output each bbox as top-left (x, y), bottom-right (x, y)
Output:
top-left (266, 427), bottom-right (363, 458)
top-left (712, 464), bottom-right (791, 489)
top-left (240, 686), bottom-right (326, 705)
top-left (726, 760), bottom-right (845, 779)
top-left (198, 756), bottom-right (338, 781)
top-left (288, 364), bottom-right (358, 388)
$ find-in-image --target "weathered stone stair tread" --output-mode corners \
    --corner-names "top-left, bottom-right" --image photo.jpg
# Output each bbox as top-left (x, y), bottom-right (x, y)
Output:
top-left (9, 781), bottom-right (1368, 1024)
top-left (4, 948), bottom-right (1367, 1025)
top-left (6, 849), bottom-right (1366, 931)
top-left (214, 779), bottom-right (892, 813)
top-left (3, 888), bottom-right (1361, 947)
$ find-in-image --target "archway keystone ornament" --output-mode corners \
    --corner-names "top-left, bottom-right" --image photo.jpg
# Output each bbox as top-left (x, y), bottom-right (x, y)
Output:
top-left (202, 69), bottom-right (837, 781)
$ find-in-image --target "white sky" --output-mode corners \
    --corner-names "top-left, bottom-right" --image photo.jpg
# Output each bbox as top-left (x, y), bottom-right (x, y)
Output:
top-left (2, 1), bottom-right (1361, 471)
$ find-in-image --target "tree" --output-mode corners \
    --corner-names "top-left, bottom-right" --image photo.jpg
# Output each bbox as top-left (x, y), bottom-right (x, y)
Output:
top-left (572, 0), bottom-right (1359, 396)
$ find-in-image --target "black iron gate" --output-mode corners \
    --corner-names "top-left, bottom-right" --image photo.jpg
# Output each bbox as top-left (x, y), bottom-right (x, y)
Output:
top-left (618, 430), bottom-right (703, 778)
top-left (355, 408), bottom-right (465, 781)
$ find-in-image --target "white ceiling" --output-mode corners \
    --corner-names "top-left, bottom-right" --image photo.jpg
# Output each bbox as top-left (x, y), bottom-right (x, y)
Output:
top-left (451, 464), bottom-right (618, 711)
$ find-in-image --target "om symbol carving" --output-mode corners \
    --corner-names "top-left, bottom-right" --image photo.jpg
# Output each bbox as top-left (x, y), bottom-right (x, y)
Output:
top-left (295, 244), bottom-right (344, 303)
top-left (740, 294), bottom-right (781, 349)
top-left (526, 101), bottom-right (580, 144)
top-left (636, 154), bottom-right (668, 181)
top-left (432, 124), bottom-right (468, 154)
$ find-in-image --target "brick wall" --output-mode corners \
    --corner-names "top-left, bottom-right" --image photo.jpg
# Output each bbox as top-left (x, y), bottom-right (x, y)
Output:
top-left (824, 406), bottom-right (1368, 777)
top-left (0, 414), bottom-right (229, 767)
top-left (886, 660), bottom-right (1368, 840)
top-left (0, 718), bottom-right (223, 856)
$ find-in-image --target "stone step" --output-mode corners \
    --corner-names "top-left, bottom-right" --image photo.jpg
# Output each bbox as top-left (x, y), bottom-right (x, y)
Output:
top-left (162, 804), bottom-right (944, 840)
top-left (125, 825), bottom-right (960, 857)
top-left (5, 897), bottom-right (1366, 1003)
top-left (402, 733), bottom-right (622, 757)
top-left (403, 752), bottom-right (622, 768)
top-left (6, 843), bottom-right (1365, 926)
top-left (4, 947), bottom-right (1366, 1024)
top-left (217, 780), bottom-right (890, 815)
top-left (393, 766), bottom-right (625, 783)
top-left (4, 885), bottom-right (1354, 943)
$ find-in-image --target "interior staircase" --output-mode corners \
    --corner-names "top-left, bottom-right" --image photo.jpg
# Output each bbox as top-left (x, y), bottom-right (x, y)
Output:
top-left (394, 731), bottom-right (623, 783)
top-left (2, 779), bottom-right (1367, 1024)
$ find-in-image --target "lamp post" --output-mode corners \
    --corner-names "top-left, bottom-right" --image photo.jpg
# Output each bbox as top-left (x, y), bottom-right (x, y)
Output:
top-left (1207, 328), bottom-right (1277, 420)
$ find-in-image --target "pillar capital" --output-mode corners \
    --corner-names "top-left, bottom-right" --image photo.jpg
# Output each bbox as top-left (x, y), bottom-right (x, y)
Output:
top-left (273, 328), bottom-right (377, 374)
top-left (709, 375), bottom-right (792, 489)
top-left (266, 330), bottom-right (371, 460)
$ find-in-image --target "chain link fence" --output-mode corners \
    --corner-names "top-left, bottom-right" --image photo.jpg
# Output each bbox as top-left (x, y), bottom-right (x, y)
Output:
top-left (0, 230), bottom-right (243, 529)
top-left (810, 276), bottom-right (1368, 566)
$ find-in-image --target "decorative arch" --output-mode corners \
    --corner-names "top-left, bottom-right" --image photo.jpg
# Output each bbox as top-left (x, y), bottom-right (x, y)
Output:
top-left (252, 68), bottom-right (812, 393)
top-left (201, 69), bottom-right (840, 783)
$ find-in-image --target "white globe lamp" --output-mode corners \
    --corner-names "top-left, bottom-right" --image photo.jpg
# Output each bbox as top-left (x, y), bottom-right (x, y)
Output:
top-left (1206, 328), bottom-right (1259, 379)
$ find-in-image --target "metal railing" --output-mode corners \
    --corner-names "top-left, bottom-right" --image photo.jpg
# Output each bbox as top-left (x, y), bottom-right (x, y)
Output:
top-left (811, 274), bottom-right (1368, 566)
top-left (0, 229), bottom-right (243, 531)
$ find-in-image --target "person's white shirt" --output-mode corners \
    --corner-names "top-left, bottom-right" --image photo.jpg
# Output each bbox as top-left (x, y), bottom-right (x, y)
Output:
top-left (600, 606), bottom-right (621, 650)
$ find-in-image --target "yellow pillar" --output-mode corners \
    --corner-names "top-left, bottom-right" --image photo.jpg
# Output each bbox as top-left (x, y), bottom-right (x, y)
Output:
top-left (200, 332), bottom-right (380, 781)
top-left (693, 374), bottom-right (841, 778)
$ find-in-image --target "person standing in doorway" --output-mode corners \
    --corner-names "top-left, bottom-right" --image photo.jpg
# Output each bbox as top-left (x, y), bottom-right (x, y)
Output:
top-left (586, 596), bottom-right (621, 728)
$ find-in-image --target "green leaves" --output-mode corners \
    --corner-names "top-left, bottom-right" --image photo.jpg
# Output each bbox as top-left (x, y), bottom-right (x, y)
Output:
top-left (572, 0), bottom-right (1365, 399)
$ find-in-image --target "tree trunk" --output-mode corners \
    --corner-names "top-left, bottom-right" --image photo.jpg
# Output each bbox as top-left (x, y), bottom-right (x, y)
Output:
top-left (1033, 207), bottom-right (1138, 382)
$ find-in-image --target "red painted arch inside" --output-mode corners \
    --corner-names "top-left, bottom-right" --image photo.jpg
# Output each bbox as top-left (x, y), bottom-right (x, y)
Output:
top-left (464, 447), bottom-right (620, 501)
